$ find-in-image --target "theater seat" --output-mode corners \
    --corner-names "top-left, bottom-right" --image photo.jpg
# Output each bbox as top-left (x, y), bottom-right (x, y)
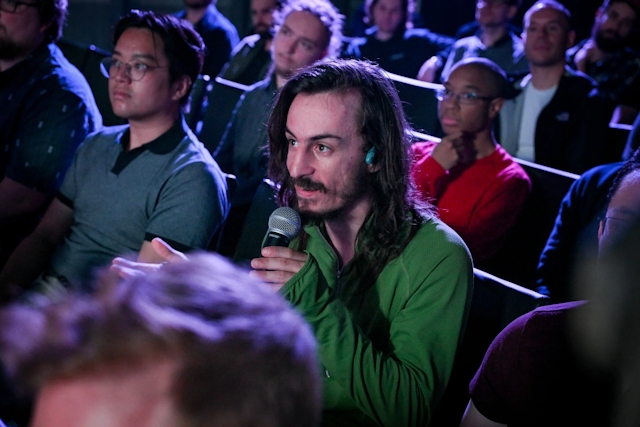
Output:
top-left (184, 74), bottom-right (213, 135)
top-left (430, 269), bottom-right (549, 427)
top-left (56, 38), bottom-right (125, 127)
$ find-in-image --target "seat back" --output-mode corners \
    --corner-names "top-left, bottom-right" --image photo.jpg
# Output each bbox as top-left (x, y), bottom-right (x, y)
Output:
top-left (480, 159), bottom-right (579, 287)
top-left (184, 74), bottom-right (213, 135)
top-left (198, 77), bottom-right (251, 156)
top-left (386, 72), bottom-right (443, 137)
top-left (232, 178), bottom-right (279, 266)
top-left (208, 173), bottom-right (238, 253)
top-left (431, 269), bottom-right (549, 426)
top-left (56, 38), bottom-right (125, 127)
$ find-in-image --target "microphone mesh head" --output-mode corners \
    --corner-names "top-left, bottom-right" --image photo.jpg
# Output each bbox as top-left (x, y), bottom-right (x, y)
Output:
top-left (268, 207), bottom-right (301, 239)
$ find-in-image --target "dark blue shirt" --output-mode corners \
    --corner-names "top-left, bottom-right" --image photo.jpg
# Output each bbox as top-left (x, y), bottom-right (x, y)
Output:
top-left (0, 42), bottom-right (102, 193)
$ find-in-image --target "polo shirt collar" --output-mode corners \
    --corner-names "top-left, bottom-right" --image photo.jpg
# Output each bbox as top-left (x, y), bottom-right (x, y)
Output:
top-left (112, 117), bottom-right (187, 174)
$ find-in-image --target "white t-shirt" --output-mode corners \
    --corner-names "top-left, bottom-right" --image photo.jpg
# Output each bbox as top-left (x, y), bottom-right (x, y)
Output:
top-left (516, 83), bottom-right (558, 161)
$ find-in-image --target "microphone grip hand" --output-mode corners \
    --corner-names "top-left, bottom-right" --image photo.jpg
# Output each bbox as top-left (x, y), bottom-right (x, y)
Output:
top-left (262, 232), bottom-right (291, 249)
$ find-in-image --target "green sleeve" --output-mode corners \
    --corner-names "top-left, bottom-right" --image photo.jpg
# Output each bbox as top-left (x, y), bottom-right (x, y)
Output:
top-left (281, 224), bottom-right (473, 427)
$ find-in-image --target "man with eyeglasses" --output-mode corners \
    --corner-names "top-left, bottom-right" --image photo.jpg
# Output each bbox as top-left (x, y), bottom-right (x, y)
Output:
top-left (0, 10), bottom-right (228, 300)
top-left (497, 0), bottom-right (615, 175)
top-left (0, 0), bottom-right (102, 269)
top-left (412, 57), bottom-right (531, 264)
top-left (417, 0), bottom-right (527, 83)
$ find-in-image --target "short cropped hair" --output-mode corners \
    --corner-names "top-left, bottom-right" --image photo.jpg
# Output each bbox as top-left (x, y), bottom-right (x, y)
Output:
top-left (604, 147), bottom-right (640, 213)
top-left (39, 0), bottom-right (68, 42)
top-left (112, 10), bottom-right (205, 105)
top-left (0, 253), bottom-right (321, 427)
top-left (524, 0), bottom-right (573, 29)
top-left (272, 0), bottom-right (345, 59)
top-left (449, 57), bottom-right (508, 98)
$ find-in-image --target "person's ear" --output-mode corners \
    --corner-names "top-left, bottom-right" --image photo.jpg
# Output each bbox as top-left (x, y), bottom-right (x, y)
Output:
top-left (171, 75), bottom-right (191, 102)
top-left (506, 5), bottom-right (518, 21)
top-left (598, 218), bottom-right (604, 243)
top-left (488, 97), bottom-right (505, 119)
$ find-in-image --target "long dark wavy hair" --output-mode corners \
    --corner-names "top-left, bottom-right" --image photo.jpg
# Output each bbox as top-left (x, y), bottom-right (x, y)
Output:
top-left (267, 59), bottom-right (433, 293)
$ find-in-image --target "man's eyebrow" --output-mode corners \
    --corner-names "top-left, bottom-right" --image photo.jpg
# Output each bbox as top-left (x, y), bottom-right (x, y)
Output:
top-left (285, 127), bottom-right (343, 142)
top-left (112, 50), bottom-right (158, 62)
top-left (611, 206), bottom-right (640, 218)
top-left (281, 24), bottom-right (318, 47)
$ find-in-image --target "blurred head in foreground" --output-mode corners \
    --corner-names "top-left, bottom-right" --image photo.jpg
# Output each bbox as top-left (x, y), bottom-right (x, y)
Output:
top-left (0, 253), bottom-right (321, 427)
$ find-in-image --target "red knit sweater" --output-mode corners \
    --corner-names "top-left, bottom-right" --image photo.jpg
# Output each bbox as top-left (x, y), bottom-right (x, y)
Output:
top-left (411, 141), bottom-right (531, 262)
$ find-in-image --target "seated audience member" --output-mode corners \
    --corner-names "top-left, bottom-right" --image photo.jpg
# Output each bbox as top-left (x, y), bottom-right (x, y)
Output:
top-left (535, 159), bottom-right (626, 301)
top-left (0, 0), bottom-right (102, 267)
top-left (117, 59), bottom-right (474, 427)
top-left (342, 0), bottom-right (454, 78)
top-left (417, 0), bottom-right (528, 83)
top-left (572, 212), bottom-right (640, 427)
top-left (0, 252), bottom-right (321, 427)
top-left (567, 0), bottom-right (640, 125)
top-left (174, 0), bottom-right (239, 78)
top-left (206, 0), bottom-right (344, 257)
top-left (412, 58), bottom-right (531, 263)
top-left (0, 11), bottom-right (228, 298)
top-left (498, 0), bottom-right (615, 175)
top-left (459, 153), bottom-right (640, 426)
top-left (218, 0), bottom-right (281, 85)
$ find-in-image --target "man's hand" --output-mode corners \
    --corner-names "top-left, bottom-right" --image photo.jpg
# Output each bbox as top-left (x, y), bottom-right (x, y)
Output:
top-left (431, 132), bottom-right (477, 170)
top-left (250, 246), bottom-right (308, 292)
top-left (111, 238), bottom-right (188, 278)
top-left (417, 56), bottom-right (442, 82)
top-left (573, 39), bottom-right (602, 73)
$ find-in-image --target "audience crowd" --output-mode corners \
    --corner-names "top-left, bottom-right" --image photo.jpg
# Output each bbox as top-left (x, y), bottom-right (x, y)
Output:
top-left (0, 0), bottom-right (639, 425)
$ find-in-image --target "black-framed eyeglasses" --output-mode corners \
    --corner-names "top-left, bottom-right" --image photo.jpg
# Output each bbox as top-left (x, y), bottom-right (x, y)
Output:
top-left (602, 216), bottom-right (633, 237)
top-left (435, 87), bottom-right (496, 104)
top-left (99, 57), bottom-right (169, 81)
top-left (0, 0), bottom-right (40, 13)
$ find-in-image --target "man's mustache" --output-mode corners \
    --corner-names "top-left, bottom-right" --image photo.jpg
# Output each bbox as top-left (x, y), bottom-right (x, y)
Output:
top-left (288, 176), bottom-right (327, 193)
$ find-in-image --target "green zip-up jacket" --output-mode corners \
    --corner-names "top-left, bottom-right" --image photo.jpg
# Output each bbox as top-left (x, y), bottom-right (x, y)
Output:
top-left (280, 217), bottom-right (474, 427)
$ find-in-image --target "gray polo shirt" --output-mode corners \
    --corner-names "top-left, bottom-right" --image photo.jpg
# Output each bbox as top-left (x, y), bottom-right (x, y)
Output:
top-left (49, 119), bottom-right (228, 285)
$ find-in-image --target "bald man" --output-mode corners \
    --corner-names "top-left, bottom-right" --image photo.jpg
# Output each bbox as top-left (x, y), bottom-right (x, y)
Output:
top-left (412, 57), bottom-right (531, 264)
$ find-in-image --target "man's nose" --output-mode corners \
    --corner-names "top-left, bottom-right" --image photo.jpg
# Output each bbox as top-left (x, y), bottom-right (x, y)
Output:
top-left (287, 147), bottom-right (313, 178)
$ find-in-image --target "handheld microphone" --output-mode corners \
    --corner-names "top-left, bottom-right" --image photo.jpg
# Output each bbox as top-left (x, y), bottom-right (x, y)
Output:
top-left (261, 207), bottom-right (301, 249)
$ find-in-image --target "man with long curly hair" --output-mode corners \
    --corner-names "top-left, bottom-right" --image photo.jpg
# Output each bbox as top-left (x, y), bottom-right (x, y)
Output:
top-left (251, 58), bottom-right (473, 426)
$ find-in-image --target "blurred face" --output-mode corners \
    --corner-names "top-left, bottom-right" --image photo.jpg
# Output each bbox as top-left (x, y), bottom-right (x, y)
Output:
top-left (285, 91), bottom-right (376, 220)
top-left (251, 0), bottom-right (277, 35)
top-left (593, 1), bottom-right (637, 52)
top-left (272, 11), bottom-right (327, 81)
top-left (438, 64), bottom-right (503, 136)
top-left (475, 0), bottom-right (518, 29)
top-left (0, 0), bottom-right (48, 62)
top-left (183, 0), bottom-right (211, 9)
top-left (523, 6), bottom-right (575, 67)
top-left (371, 0), bottom-right (404, 35)
top-left (30, 360), bottom-right (179, 427)
top-left (599, 170), bottom-right (640, 253)
top-left (108, 28), bottom-right (183, 123)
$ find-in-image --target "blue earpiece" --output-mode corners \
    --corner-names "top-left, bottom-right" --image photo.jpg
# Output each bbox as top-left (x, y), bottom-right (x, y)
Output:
top-left (365, 146), bottom-right (376, 165)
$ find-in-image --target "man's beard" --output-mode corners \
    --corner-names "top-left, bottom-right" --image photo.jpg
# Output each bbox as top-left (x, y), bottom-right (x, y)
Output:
top-left (0, 36), bottom-right (28, 60)
top-left (287, 169), bottom-right (371, 223)
top-left (595, 28), bottom-right (626, 53)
